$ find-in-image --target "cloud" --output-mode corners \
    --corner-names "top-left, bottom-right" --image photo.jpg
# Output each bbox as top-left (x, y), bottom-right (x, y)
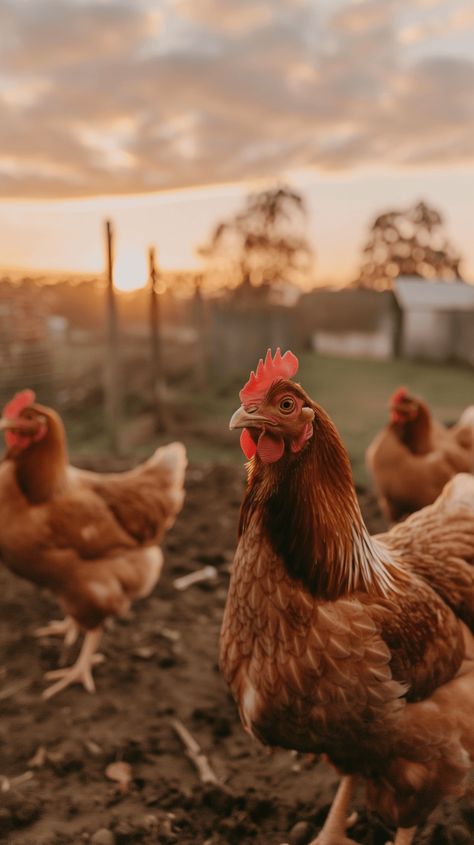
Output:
top-left (0, 1), bottom-right (159, 72)
top-left (172, 0), bottom-right (276, 35)
top-left (0, 0), bottom-right (472, 198)
top-left (398, 1), bottom-right (474, 44)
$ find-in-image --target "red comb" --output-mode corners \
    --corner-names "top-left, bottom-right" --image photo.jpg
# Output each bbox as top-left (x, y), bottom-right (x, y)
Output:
top-left (240, 348), bottom-right (299, 405)
top-left (3, 389), bottom-right (36, 419)
top-left (390, 386), bottom-right (408, 405)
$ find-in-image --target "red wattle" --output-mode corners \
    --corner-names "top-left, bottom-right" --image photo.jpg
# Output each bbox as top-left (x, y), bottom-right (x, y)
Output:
top-left (257, 431), bottom-right (285, 464)
top-left (240, 428), bottom-right (257, 459)
top-left (5, 432), bottom-right (30, 450)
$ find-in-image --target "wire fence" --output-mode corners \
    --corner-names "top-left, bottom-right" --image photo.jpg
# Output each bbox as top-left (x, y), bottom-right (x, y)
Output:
top-left (1, 270), bottom-right (473, 456)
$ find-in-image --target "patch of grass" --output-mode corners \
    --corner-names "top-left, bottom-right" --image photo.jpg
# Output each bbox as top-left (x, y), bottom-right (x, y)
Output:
top-left (297, 353), bottom-right (474, 482)
top-left (169, 353), bottom-right (473, 483)
top-left (66, 353), bottom-right (473, 484)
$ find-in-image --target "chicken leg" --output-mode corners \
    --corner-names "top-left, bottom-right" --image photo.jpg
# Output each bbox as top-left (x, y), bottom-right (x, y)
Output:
top-left (309, 775), bottom-right (359, 845)
top-left (42, 628), bottom-right (102, 699)
top-left (35, 615), bottom-right (79, 647)
top-left (386, 827), bottom-right (416, 845)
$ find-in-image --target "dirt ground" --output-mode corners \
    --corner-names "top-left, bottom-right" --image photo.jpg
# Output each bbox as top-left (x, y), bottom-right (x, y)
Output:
top-left (0, 463), bottom-right (472, 845)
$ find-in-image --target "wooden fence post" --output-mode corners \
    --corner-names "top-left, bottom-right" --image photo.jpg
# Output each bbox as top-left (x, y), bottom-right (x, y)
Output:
top-left (104, 220), bottom-right (121, 454)
top-left (148, 247), bottom-right (168, 432)
top-left (193, 274), bottom-right (208, 388)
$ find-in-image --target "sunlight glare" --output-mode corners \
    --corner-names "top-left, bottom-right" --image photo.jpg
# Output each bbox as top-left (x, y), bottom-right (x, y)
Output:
top-left (114, 245), bottom-right (148, 292)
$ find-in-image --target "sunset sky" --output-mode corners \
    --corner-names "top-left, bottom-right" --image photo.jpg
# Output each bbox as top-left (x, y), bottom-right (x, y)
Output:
top-left (1, 0), bottom-right (473, 288)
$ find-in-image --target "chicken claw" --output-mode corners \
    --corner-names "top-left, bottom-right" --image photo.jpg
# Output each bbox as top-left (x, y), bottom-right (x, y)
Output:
top-left (308, 776), bottom-right (359, 845)
top-left (385, 827), bottom-right (416, 845)
top-left (42, 628), bottom-right (102, 699)
top-left (35, 616), bottom-right (79, 647)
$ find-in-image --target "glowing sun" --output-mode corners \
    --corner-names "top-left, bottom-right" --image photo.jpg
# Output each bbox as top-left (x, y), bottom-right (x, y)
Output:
top-left (114, 245), bottom-right (148, 292)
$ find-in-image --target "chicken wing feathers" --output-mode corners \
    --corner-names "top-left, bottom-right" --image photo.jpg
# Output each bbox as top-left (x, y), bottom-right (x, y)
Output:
top-left (379, 474), bottom-right (474, 629)
top-left (75, 442), bottom-right (187, 544)
top-left (0, 442), bottom-right (186, 625)
top-left (366, 431), bottom-right (453, 521)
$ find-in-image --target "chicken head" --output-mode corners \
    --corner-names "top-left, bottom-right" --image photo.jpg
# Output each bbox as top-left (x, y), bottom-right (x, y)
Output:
top-left (0, 389), bottom-right (50, 453)
top-left (229, 348), bottom-right (314, 463)
top-left (389, 387), bottom-right (421, 425)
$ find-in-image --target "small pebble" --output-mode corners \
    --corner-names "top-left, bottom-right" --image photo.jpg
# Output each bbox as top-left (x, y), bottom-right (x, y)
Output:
top-left (91, 829), bottom-right (115, 845)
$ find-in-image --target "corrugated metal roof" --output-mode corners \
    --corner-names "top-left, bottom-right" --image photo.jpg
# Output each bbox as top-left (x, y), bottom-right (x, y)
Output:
top-left (394, 277), bottom-right (474, 311)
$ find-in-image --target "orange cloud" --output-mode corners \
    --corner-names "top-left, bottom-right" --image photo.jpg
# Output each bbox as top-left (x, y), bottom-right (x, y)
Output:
top-left (0, 0), bottom-right (472, 199)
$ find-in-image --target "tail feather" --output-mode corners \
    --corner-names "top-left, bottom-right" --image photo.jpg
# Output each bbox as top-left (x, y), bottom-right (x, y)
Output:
top-left (149, 442), bottom-right (187, 515)
top-left (437, 472), bottom-right (474, 510)
top-left (458, 405), bottom-right (474, 430)
top-left (151, 441), bottom-right (187, 478)
top-left (455, 406), bottom-right (474, 468)
top-left (81, 442), bottom-right (187, 544)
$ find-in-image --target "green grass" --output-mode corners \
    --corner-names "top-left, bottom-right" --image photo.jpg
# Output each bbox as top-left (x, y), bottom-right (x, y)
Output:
top-left (169, 353), bottom-right (473, 482)
top-left (67, 353), bottom-right (473, 484)
top-left (296, 353), bottom-right (474, 482)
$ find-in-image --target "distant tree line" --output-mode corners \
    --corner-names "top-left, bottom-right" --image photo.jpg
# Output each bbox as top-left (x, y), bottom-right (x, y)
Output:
top-left (198, 185), bottom-right (315, 299)
top-left (0, 193), bottom-right (466, 334)
top-left (356, 200), bottom-right (463, 290)
top-left (198, 189), bottom-right (464, 298)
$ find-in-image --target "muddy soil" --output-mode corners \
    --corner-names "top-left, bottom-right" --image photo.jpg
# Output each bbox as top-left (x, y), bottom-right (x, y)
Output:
top-left (0, 464), bottom-right (472, 845)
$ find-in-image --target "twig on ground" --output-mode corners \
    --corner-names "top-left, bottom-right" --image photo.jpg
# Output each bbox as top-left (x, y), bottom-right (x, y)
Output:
top-left (0, 678), bottom-right (32, 701)
top-left (173, 566), bottom-right (218, 591)
top-left (0, 771), bottom-right (34, 792)
top-left (170, 718), bottom-right (218, 785)
top-left (28, 746), bottom-right (47, 768)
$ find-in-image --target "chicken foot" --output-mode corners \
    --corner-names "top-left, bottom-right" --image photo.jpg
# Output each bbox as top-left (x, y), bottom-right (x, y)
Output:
top-left (35, 616), bottom-right (79, 647)
top-left (42, 628), bottom-right (102, 699)
top-left (308, 775), bottom-right (359, 845)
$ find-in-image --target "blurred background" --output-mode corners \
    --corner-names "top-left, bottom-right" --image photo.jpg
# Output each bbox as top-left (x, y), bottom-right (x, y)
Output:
top-left (0, 0), bottom-right (473, 481)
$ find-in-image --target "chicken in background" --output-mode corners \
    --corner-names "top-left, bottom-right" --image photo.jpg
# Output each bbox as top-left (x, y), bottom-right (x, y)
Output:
top-left (221, 350), bottom-right (474, 845)
top-left (366, 386), bottom-right (474, 523)
top-left (0, 389), bottom-right (186, 699)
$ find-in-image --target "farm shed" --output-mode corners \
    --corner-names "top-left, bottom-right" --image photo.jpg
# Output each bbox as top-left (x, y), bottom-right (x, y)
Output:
top-left (393, 277), bottom-right (474, 366)
top-left (296, 288), bottom-right (398, 360)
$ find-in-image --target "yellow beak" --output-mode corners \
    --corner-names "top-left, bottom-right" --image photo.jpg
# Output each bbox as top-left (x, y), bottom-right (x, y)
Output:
top-left (0, 418), bottom-right (16, 431)
top-left (229, 406), bottom-right (275, 431)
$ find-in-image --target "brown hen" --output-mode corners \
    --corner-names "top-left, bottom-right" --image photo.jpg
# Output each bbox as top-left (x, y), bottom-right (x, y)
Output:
top-left (220, 349), bottom-right (474, 845)
top-left (0, 390), bottom-right (186, 698)
top-left (366, 386), bottom-right (474, 523)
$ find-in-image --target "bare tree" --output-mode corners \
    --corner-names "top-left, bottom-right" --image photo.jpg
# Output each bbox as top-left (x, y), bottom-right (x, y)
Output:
top-left (198, 185), bottom-right (315, 296)
top-left (357, 200), bottom-right (463, 290)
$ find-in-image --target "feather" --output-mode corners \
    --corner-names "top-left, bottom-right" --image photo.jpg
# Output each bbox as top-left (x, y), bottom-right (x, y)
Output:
top-left (221, 363), bottom-right (474, 838)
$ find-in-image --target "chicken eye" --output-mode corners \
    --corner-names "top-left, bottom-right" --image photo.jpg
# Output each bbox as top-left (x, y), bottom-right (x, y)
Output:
top-left (279, 396), bottom-right (295, 414)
